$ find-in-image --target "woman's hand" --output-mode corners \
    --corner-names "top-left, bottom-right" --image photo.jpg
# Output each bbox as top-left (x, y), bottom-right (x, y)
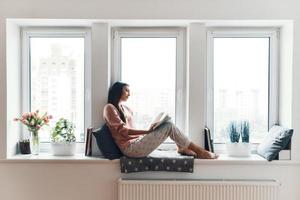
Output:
top-left (146, 123), bottom-right (157, 134)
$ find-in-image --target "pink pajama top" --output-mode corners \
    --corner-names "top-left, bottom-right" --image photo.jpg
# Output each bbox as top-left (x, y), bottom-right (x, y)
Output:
top-left (103, 103), bottom-right (139, 151)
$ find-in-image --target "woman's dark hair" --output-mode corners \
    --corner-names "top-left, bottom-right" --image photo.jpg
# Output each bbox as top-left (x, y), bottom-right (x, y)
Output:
top-left (108, 81), bottom-right (129, 122)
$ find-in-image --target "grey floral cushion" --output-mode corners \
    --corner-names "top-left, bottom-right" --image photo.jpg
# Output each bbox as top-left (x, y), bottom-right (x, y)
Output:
top-left (120, 150), bottom-right (194, 173)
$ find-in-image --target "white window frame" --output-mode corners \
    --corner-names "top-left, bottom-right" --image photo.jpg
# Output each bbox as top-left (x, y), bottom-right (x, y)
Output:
top-left (112, 27), bottom-right (187, 147)
top-left (207, 28), bottom-right (279, 151)
top-left (21, 27), bottom-right (92, 153)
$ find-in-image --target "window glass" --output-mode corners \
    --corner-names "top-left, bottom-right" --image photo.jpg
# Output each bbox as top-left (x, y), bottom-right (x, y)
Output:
top-left (121, 38), bottom-right (176, 129)
top-left (30, 37), bottom-right (85, 142)
top-left (213, 37), bottom-right (269, 143)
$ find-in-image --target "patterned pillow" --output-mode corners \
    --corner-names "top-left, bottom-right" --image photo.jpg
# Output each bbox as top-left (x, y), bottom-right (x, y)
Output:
top-left (257, 125), bottom-right (293, 161)
top-left (120, 150), bottom-right (194, 173)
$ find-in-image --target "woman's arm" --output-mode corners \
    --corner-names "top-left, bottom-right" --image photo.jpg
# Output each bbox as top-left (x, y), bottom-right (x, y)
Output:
top-left (127, 122), bottom-right (157, 136)
top-left (127, 128), bottom-right (151, 136)
top-left (104, 104), bottom-right (153, 137)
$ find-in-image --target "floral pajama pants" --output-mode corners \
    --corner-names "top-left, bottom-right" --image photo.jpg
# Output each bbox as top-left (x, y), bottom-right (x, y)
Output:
top-left (122, 122), bottom-right (191, 157)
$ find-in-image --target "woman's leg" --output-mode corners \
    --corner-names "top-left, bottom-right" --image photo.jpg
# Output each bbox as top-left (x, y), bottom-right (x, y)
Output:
top-left (164, 123), bottom-right (217, 159)
top-left (123, 122), bottom-right (217, 159)
top-left (123, 122), bottom-right (188, 157)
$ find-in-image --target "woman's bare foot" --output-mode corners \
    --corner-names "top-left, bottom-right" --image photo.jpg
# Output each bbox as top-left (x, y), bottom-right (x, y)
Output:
top-left (188, 142), bottom-right (219, 159)
top-left (177, 147), bottom-right (197, 157)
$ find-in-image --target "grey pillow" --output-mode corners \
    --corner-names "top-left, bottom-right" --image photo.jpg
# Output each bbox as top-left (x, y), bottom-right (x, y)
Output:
top-left (91, 133), bottom-right (103, 156)
top-left (257, 125), bottom-right (293, 161)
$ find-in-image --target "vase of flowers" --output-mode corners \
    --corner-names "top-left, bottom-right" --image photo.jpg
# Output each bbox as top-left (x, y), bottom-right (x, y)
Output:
top-left (14, 110), bottom-right (52, 155)
top-left (30, 130), bottom-right (40, 155)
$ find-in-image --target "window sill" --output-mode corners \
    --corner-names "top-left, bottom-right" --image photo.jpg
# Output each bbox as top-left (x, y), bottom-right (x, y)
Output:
top-left (1, 153), bottom-right (300, 166)
top-left (3, 153), bottom-right (119, 164)
top-left (194, 154), bottom-right (299, 165)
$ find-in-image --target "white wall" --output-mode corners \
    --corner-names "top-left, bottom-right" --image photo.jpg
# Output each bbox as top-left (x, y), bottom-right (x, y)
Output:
top-left (279, 23), bottom-right (293, 128)
top-left (1, 0), bottom-right (300, 200)
top-left (0, 161), bottom-right (299, 200)
top-left (188, 23), bottom-right (207, 145)
top-left (91, 23), bottom-right (111, 127)
top-left (6, 22), bottom-right (21, 156)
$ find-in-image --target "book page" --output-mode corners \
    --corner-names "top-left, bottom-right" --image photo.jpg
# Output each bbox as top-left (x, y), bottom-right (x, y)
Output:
top-left (151, 112), bottom-right (165, 125)
top-left (150, 112), bottom-right (171, 130)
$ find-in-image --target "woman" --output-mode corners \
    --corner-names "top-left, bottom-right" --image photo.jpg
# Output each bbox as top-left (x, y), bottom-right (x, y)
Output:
top-left (103, 81), bottom-right (218, 159)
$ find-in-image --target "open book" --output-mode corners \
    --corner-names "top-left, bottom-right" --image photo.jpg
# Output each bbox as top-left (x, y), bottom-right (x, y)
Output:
top-left (150, 112), bottom-right (171, 130)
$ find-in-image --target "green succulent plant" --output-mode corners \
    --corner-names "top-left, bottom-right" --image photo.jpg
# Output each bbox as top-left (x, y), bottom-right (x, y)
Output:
top-left (240, 120), bottom-right (250, 143)
top-left (227, 120), bottom-right (250, 143)
top-left (51, 118), bottom-right (76, 143)
top-left (228, 121), bottom-right (240, 143)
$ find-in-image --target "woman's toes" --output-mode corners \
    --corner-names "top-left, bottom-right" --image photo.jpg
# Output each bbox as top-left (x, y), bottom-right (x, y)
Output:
top-left (197, 151), bottom-right (218, 159)
top-left (206, 152), bottom-right (218, 159)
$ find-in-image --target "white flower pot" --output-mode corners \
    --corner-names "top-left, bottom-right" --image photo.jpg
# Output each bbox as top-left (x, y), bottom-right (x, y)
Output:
top-left (51, 142), bottom-right (76, 156)
top-left (226, 143), bottom-right (251, 157)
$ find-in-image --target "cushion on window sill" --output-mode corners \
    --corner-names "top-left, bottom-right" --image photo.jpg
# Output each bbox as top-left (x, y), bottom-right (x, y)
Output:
top-left (120, 150), bottom-right (194, 173)
top-left (93, 124), bottom-right (123, 160)
top-left (257, 125), bottom-right (293, 161)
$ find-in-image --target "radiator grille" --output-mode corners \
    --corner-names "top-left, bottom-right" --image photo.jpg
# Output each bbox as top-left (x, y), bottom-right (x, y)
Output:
top-left (118, 179), bottom-right (280, 200)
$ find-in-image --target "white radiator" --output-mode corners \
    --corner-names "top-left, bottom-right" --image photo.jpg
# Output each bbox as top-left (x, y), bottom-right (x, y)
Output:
top-left (118, 179), bottom-right (280, 200)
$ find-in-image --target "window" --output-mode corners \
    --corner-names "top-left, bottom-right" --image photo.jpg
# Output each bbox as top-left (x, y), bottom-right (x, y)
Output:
top-left (113, 28), bottom-right (186, 135)
top-left (207, 29), bottom-right (279, 144)
top-left (22, 28), bottom-right (91, 145)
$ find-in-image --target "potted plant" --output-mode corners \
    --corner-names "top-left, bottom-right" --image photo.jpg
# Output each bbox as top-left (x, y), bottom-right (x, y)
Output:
top-left (51, 118), bottom-right (76, 156)
top-left (226, 120), bottom-right (251, 157)
top-left (19, 139), bottom-right (31, 154)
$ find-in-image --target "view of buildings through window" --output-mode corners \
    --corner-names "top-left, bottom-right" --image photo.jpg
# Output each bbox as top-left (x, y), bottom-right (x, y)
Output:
top-left (30, 37), bottom-right (85, 142)
top-left (120, 38), bottom-right (176, 130)
top-left (213, 37), bottom-right (269, 143)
